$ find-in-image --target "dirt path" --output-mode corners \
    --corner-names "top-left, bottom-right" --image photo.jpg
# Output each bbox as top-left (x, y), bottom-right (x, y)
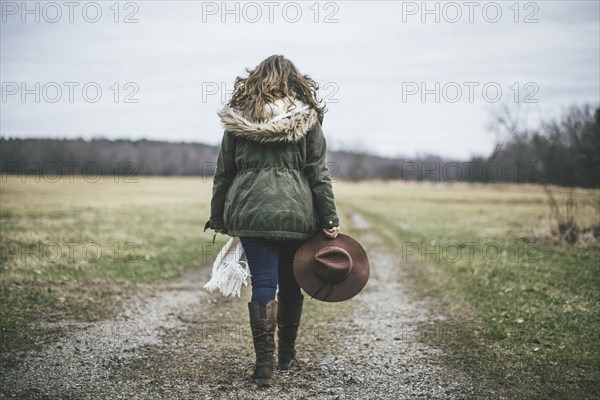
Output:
top-left (1, 214), bottom-right (503, 399)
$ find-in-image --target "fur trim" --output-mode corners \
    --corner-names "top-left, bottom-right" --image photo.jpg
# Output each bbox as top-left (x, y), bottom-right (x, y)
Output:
top-left (218, 98), bottom-right (319, 143)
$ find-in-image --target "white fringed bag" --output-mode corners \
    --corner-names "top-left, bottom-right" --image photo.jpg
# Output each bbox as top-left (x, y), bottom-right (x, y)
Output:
top-left (203, 237), bottom-right (250, 297)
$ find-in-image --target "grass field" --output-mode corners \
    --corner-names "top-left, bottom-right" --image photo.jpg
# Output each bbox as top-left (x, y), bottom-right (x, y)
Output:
top-left (337, 181), bottom-right (600, 399)
top-left (0, 176), bottom-right (217, 339)
top-left (1, 176), bottom-right (599, 398)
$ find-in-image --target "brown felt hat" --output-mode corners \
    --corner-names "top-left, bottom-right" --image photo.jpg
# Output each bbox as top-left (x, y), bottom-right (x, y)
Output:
top-left (293, 233), bottom-right (370, 302)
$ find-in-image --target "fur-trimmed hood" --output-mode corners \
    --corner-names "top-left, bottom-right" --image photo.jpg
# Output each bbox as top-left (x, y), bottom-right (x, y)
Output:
top-left (217, 97), bottom-right (319, 143)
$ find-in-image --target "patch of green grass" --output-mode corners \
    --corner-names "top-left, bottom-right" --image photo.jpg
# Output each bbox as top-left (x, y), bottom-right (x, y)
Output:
top-left (334, 180), bottom-right (600, 400)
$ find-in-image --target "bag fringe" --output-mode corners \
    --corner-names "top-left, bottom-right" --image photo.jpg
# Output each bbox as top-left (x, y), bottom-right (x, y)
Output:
top-left (203, 237), bottom-right (250, 297)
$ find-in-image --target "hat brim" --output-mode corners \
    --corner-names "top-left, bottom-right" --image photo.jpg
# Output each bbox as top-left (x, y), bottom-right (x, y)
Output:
top-left (293, 233), bottom-right (370, 302)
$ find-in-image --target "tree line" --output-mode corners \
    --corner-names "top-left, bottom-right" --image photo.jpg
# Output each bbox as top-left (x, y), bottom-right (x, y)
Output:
top-left (1, 104), bottom-right (598, 188)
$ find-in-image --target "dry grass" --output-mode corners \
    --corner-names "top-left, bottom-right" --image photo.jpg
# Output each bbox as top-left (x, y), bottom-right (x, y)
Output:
top-left (333, 179), bottom-right (600, 400)
top-left (2, 177), bottom-right (599, 398)
top-left (1, 176), bottom-right (217, 343)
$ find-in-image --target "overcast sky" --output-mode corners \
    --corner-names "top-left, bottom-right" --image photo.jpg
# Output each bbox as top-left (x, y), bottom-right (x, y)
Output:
top-left (1, 1), bottom-right (598, 159)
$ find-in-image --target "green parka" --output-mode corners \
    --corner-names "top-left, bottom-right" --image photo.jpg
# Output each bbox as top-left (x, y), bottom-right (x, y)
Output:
top-left (208, 97), bottom-right (339, 240)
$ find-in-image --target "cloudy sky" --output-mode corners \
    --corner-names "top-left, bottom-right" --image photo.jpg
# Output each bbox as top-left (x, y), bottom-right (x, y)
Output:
top-left (1, 1), bottom-right (598, 159)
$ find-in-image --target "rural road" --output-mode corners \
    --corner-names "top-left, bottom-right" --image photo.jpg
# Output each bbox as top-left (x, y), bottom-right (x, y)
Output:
top-left (1, 213), bottom-right (504, 399)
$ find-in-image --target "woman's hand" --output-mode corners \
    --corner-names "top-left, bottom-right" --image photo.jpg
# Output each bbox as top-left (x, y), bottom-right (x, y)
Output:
top-left (322, 226), bottom-right (340, 239)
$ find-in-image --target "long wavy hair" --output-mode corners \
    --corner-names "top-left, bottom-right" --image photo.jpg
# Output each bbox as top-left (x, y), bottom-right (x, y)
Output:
top-left (227, 55), bottom-right (326, 123)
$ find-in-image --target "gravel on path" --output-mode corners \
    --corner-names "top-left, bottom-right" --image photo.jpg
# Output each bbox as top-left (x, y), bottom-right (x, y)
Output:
top-left (0, 213), bottom-right (507, 399)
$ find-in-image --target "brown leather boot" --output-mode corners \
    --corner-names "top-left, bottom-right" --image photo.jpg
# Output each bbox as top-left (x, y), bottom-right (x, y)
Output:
top-left (277, 295), bottom-right (303, 370)
top-left (248, 300), bottom-right (277, 386)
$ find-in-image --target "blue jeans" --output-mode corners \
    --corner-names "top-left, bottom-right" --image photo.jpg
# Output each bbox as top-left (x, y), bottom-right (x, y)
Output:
top-left (239, 237), bottom-right (305, 308)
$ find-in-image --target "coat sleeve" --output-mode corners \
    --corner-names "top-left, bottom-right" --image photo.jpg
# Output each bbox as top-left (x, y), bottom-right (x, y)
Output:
top-left (209, 130), bottom-right (237, 229)
top-left (304, 123), bottom-right (340, 228)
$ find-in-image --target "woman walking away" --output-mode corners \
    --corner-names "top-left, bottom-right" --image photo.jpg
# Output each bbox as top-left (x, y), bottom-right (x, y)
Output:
top-left (207, 55), bottom-right (340, 386)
